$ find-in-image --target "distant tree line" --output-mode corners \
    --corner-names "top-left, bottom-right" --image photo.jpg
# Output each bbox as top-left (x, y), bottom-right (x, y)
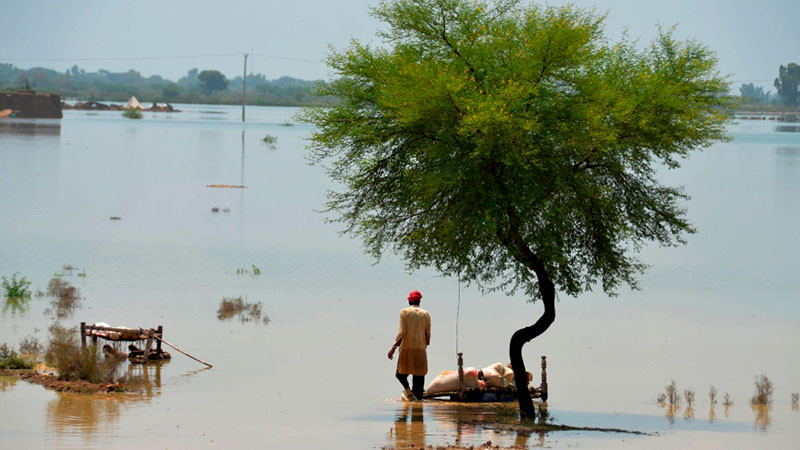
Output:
top-left (739, 62), bottom-right (800, 109)
top-left (0, 63), bottom-right (334, 107)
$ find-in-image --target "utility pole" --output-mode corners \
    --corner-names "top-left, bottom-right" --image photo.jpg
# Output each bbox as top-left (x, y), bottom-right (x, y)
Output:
top-left (242, 53), bottom-right (248, 122)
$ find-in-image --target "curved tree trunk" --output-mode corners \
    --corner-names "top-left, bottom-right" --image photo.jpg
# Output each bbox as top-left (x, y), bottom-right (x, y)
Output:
top-left (501, 217), bottom-right (556, 419)
top-left (509, 275), bottom-right (555, 418)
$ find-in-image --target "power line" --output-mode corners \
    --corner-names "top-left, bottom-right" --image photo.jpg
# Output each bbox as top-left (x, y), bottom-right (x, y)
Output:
top-left (0, 53), bottom-right (243, 62)
top-left (251, 53), bottom-right (323, 64)
top-left (1, 52), bottom-right (324, 64)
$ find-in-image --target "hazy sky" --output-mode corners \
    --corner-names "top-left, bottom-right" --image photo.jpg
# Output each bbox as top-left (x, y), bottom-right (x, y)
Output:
top-left (2, 0), bottom-right (797, 91)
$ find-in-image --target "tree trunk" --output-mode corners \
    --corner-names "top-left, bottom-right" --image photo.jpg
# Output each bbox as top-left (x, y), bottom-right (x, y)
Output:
top-left (502, 218), bottom-right (556, 419)
top-left (509, 277), bottom-right (555, 418)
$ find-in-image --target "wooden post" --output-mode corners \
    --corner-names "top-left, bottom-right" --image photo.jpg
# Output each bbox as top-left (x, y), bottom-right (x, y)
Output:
top-left (80, 322), bottom-right (86, 349)
top-left (143, 328), bottom-right (154, 362)
top-left (242, 53), bottom-right (248, 122)
top-left (540, 355), bottom-right (548, 401)
top-left (457, 352), bottom-right (464, 401)
top-left (156, 325), bottom-right (163, 353)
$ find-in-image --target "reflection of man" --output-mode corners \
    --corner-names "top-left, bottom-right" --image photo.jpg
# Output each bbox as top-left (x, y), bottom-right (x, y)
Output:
top-left (393, 401), bottom-right (425, 449)
top-left (387, 290), bottom-right (430, 401)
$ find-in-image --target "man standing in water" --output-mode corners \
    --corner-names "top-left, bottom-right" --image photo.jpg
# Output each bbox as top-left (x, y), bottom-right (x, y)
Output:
top-left (388, 290), bottom-right (431, 401)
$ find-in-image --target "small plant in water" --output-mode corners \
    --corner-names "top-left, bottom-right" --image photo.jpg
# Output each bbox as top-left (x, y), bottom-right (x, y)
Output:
top-left (684, 388), bottom-right (695, 407)
top-left (18, 335), bottom-right (43, 357)
top-left (791, 393), bottom-right (798, 410)
top-left (723, 392), bottom-right (734, 408)
top-left (122, 107), bottom-right (143, 119)
top-left (217, 296), bottom-right (270, 324)
top-left (492, 403), bottom-right (518, 420)
top-left (262, 133), bottom-right (277, 149)
top-left (44, 278), bottom-right (81, 319)
top-left (235, 265), bottom-right (262, 275)
top-left (665, 380), bottom-right (680, 406)
top-left (751, 374), bottom-right (774, 406)
top-left (709, 385), bottom-right (718, 406)
top-left (2, 273), bottom-right (32, 298)
top-left (280, 120), bottom-right (294, 127)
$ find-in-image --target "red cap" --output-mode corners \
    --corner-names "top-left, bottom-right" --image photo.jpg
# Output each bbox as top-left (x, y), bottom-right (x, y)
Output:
top-left (408, 290), bottom-right (422, 302)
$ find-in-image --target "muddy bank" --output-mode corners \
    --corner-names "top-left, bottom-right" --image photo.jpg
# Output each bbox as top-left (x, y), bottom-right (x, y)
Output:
top-left (0, 90), bottom-right (62, 118)
top-left (0, 369), bottom-right (122, 394)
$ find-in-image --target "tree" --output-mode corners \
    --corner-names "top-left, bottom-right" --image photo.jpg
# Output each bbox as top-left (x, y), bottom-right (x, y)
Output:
top-left (197, 70), bottom-right (229, 94)
top-left (306, 0), bottom-right (732, 418)
top-left (739, 83), bottom-right (770, 104)
top-left (774, 63), bottom-right (800, 108)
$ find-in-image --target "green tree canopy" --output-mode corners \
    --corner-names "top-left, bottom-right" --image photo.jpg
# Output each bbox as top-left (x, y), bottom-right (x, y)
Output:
top-left (774, 63), bottom-right (800, 108)
top-left (303, 0), bottom-right (732, 417)
top-left (197, 69), bottom-right (229, 94)
top-left (739, 82), bottom-right (771, 104)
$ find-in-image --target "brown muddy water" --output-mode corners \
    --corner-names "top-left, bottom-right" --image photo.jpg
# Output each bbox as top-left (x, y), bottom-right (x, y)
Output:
top-left (1, 107), bottom-right (799, 448)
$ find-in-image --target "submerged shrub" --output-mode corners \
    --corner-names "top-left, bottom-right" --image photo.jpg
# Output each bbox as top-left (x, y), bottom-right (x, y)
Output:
top-left (18, 336), bottom-right (43, 357)
top-left (665, 380), bottom-right (680, 406)
top-left (684, 388), bottom-right (695, 407)
top-left (44, 278), bottom-right (81, 319)
top-left (122, 107), bottom-right (142, 119)
top-left (723, 392), bottom-right (734, 408)
top-left (2, 273), bottom-right (32, 298)
top-left (709, 385), bottom-right (718, 406)
top-left (44, 324), bottom-right (121, 383)
top-left (217, 296), bottom-right (270, 324)
top-left (751, 375), bottom-right (774, 406)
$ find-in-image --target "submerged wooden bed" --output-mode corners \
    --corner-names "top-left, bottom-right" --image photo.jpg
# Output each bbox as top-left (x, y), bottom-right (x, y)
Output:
top-left (422, 354), bottom-right (548, 402)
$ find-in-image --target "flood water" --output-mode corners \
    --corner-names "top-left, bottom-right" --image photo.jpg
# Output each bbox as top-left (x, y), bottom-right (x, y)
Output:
top-left (1, 107), bottom-right (799, 449)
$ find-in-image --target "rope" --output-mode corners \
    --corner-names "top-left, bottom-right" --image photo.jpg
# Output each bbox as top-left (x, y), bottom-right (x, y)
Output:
top-left (455, 273), bottom-right (461, 356)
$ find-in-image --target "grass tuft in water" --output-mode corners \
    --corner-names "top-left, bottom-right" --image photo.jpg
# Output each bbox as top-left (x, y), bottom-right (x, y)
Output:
top-left (491, 403), bottom-right (518, 420)
top-left (2, 273), bottom-right (32, 299)
top-left (44, 278), bottom-right (81, 319)
top-left (217, 297), bottom-right (270, 324)
top-left (664, 380), bottom-right (680, 406)
top-left (751, 374), bottom-right (774, 406)
top-left (122, 108), bottom-right (143, 119)
top-left (709, 385), bottom-right (718, 406)
top-left (791, 393), bottom-right (798, 410)
top-left (723, 392), bottom-right (734, 408)
top-left (684, 388), bottom-right (695, 407)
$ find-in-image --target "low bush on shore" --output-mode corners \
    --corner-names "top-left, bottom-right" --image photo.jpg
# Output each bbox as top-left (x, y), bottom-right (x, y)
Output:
top-left (44, 324), bottom-right (121, 384)
top-left (0, 343), bottom-right (34, 370)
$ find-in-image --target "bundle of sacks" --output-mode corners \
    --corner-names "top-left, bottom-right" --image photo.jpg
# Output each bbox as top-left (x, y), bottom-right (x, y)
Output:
top-left (425, 367), bottom-right (485, 395)
top-left (480, 362), bottom-right (515, 388)
top-left (426, 362), bottom-right (530, 394)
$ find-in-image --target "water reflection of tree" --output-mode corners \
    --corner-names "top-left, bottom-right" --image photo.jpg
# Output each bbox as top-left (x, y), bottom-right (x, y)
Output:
top-left (708, 406), bottom-right (717, 423)
top-left (0, 375), bottom-right (19, 392)
top-left (2, 296), bottom-right (31, 316)
top-left (751, 404), bottom-right (772, 432)
top-left (664, 403), bottom-right (680, 425)
top-left (45, 362), bottom-right (167, 436)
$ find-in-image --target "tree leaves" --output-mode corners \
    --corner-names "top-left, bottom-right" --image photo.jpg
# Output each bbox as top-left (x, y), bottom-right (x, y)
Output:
top-left (302, 0), bottom-right (733, 300)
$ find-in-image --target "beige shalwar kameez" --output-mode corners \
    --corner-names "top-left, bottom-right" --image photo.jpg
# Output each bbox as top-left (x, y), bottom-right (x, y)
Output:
top-left (393, 305), bottom-right (431, 376)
